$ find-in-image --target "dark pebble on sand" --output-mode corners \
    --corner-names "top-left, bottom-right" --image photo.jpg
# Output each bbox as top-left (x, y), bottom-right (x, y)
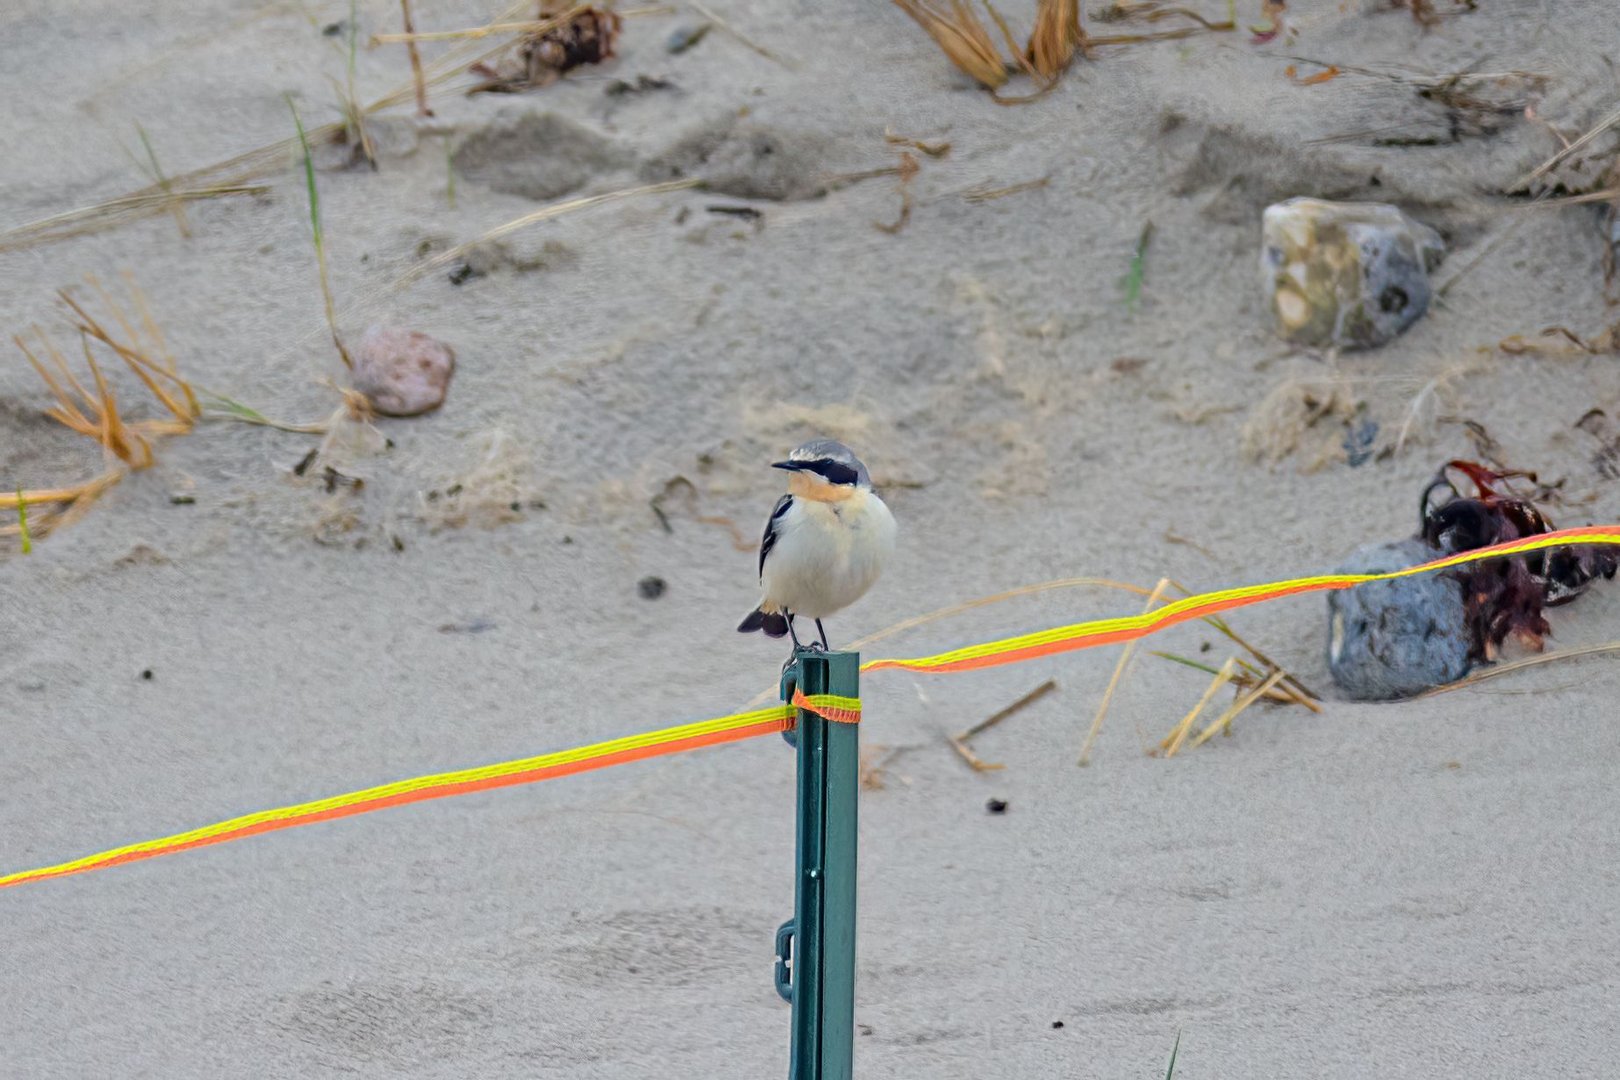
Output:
top-left (638, 576), bottom-right (667, 600)
top-left (986, 798), bottom-right (1008, 814)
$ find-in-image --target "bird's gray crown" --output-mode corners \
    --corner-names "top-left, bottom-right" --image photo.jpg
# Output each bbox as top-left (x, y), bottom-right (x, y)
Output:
top-left (773, 438), bottom-right (871, 488)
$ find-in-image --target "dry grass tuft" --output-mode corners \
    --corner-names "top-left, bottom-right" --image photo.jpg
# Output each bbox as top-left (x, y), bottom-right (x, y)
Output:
top-left (892, 0), bottom-right (1014, 90)
top-left (1026, 0), bottom-right (1084, 80)
top-left (4, 276), bottom-right (198, 540)
top-left (896, 0), bottom-right (1240, 96)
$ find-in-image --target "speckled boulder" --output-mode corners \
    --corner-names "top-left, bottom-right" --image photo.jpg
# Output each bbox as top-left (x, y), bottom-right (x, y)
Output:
top-left (352, 326), bottom-right (455, 417)
top-left (1262, 198), bottom-right (1445, 350)
top-left (1327, 538), bottom-right (1471, 700)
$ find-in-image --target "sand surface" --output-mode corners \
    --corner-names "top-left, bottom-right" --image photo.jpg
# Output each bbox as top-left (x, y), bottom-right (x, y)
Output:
top-left (4, 0), bottom-right (1620, 1076)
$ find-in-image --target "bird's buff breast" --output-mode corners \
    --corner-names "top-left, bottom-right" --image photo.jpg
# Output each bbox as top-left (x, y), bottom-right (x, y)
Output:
top-left (761, 493), bottom-right (895, 619)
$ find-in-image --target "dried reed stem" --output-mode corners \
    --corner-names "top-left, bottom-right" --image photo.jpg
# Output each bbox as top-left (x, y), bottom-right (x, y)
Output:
top-left (1027, 0), bottom-right (1083, 80)
top-left (382, 178), bottom-right (701, 294)
top-left (1162, 656), bottom-right (1237, 757)
top-left (1420, 641), bottom-right (1620, 695)
top-left (1189, 669), bottom-right (1284, 749)
top-left (892, 0), bottom-right (1012, 90)
top-left (372, 5), bottom-right (588, 44)
top-left (399, 0), bottom-right (433, 116)
top-left (1513, 102), bottom-right (1620, 191)
top-left (949, 678), bottom-right (1058, 772)
top-left (686, 0), bottom-right (796, 69)
top-left (1079, 577), bottom-right (1170, 765)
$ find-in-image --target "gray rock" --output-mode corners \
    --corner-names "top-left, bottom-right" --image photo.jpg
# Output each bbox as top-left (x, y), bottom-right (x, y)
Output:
top-left (452, 110), bottom-right (628, 201)
top-left (1326, 537), bottom-right (1471, 700)
top-left (1261, 198), bottom-right (1445, 350)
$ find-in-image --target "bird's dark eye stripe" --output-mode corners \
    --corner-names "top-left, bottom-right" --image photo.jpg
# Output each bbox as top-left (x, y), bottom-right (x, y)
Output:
top-left (804, 459), bottom-right (860, 486)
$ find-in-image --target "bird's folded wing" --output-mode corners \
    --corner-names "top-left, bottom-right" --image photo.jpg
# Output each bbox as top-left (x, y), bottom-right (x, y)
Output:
top-left (759, 493), bottom-right (794, 579)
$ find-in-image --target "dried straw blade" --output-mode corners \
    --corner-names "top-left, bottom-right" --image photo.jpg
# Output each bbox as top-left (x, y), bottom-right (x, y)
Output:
top-left (685, 0), bottom-right (796, 69)
top-left (893, 0), bottom-right (1012, 90)
top-left (1027, 0), bottom-right (1084, 80)
top-left (59, 284), bottom-right (196, 426)
top-left (0, 187), bottom-right (267, 254)
top-left (1169, 578), bottom-right (1319, 709)
top-left (399, 0), bottom-right (433, 116)
top-left (380, 178), bottom-right (701, 295)
top-left (371, 4), bottom-right (590, 44)
top-left (1161, 656), bottom-right (1237, 757)
top-left (1189, 669), bottom-right (1285, 749)
top-left (0, 474), bottom-right (123, 537)
top-left (1420, 641), bottom-right (1620, 695)
top-left (1151, 651), bottom-right (1298, 704)
top-left (949, 678), bottom-right (1058, 772)
top-left (1079, 577), bottom-right (1170, 765)
top-left (1512, 101), bottom-right (1620, 191)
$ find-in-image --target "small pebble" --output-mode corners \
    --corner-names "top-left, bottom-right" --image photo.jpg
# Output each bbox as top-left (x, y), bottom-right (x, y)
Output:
top-left (986, 798), bottom-right (1008, 814)
top-left (351, 326), bottom-right (456, 417)
top-left (665, 22), bottom-right (711, 53)
top-left (1052, 1021), bottom-right (1065, 1030)
top-left (140, 669), bottom-right (154, 681)
top-left (638, 576), bottom-right (667, 600)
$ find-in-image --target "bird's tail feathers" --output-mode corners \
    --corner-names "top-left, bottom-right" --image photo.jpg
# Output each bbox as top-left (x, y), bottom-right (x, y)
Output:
top-left (737, 606), bottom-right (790, 638)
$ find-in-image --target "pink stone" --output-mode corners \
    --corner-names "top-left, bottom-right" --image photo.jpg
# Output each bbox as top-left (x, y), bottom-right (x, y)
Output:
top-left (352, 326), bottom-right (456, 417)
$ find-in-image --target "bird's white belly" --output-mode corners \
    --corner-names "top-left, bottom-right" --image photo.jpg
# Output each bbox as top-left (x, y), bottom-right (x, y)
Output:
top-left (761, 495), bottom-right (895, 620)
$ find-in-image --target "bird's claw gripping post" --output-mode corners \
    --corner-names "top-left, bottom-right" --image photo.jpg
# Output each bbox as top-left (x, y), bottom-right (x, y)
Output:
top-left (774, 648), bottom-right (860, 1080)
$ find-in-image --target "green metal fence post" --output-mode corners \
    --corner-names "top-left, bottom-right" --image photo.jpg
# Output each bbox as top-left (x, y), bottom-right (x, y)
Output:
top-left (773, 648), bottom-right (860, 1080)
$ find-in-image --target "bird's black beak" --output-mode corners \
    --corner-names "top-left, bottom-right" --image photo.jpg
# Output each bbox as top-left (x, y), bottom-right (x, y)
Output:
top-left (772, 460), bottom-right (806, 472)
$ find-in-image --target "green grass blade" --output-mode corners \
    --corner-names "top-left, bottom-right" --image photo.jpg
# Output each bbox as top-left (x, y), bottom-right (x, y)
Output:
top-left (1164, 1030), bottom-right (1181, 1080)
top-left (203, 391), bottom-right (270, 423)
top-left (1152, 651), bottom-right (1224, 677)
top-left (286, 94), bottom-right (352, 368)
top-left (1121, 220), bottom-right (1154, 313)
top-left (286, 96), bottom-right (322, 253)
top-left (17, 488), bottom-right (31, 554)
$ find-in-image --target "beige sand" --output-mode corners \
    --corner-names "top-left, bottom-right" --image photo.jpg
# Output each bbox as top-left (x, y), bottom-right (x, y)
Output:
top-left (4, 0), bottom-right (1620, 1075)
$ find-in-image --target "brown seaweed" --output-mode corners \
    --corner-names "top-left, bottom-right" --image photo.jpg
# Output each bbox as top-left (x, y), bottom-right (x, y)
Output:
top-left (1420, 460), bottom-right (1618, 660)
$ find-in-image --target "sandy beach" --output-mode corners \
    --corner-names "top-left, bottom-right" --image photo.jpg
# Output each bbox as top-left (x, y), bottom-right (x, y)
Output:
top-left (4, 0), bottom-right (1620, 1075)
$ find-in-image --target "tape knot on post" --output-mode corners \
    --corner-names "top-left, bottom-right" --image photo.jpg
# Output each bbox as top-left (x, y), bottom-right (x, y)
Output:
top-left (791, 689), bottom-right (862, 725)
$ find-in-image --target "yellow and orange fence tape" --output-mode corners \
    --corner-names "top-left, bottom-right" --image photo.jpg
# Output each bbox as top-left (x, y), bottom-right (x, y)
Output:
top-left (4, 526), bottom-right (1618, 892)
top-left (862, 525), bottom-right (1620, 674)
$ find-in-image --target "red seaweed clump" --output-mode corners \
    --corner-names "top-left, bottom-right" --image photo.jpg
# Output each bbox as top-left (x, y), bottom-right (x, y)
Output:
top-left (1419, 459), bottom-right (1617, 661)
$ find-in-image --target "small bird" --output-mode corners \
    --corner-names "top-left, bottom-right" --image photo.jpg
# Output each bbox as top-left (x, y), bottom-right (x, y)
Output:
top-left (738, 439), bottom-right (897, 653)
